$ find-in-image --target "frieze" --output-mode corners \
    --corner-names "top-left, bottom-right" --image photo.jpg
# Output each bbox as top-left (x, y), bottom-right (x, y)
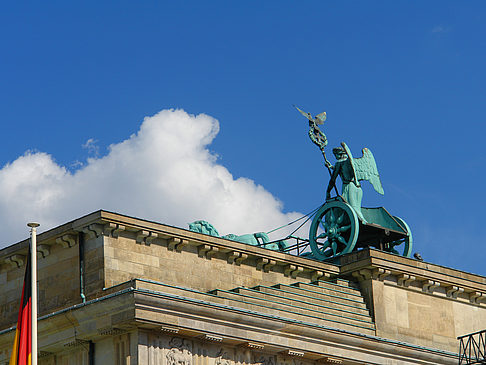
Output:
top-left (167, 337), bottom-right (193, 365)
top-left (253, 354), bottom-right (275, 365)
top-left (215, 348), bottom-right (232, 365)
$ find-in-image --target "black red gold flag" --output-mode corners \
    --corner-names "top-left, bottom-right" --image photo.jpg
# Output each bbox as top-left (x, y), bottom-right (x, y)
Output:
top-left (9, 250), bottom-right (32, 365)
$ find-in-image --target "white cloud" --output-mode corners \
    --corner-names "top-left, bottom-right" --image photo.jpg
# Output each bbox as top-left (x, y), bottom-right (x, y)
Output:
top-left (82, 138), bottom-right (100, 157)
top-left (0, 109), bottom-right (302, 247)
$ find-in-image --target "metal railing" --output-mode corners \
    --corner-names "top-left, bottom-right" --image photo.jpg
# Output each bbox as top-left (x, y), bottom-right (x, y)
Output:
top-left (458, 329), bottom-right (486, 364)
top-left (259, 235), bottom-right (311, 256)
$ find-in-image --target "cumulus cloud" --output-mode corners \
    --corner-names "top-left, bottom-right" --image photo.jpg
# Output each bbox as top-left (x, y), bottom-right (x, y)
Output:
top-left (82, 138), bottom-right (100, 157)
top-left (0, 109), bottom-right (302, 247)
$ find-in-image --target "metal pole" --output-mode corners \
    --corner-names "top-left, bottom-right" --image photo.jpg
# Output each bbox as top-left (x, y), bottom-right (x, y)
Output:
top-left (28, 222), bottom-right (39, 365)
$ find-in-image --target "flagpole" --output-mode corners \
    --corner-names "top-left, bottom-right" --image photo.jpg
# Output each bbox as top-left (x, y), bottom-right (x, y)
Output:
top-left (28, 222), bottom-right (39, 365)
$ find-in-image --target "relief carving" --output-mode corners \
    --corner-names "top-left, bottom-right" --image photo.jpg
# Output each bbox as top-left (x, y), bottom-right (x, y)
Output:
top-left (167, 337), bottom-right (193, 365)
top-left (215, 348), bottom-right (232, 365)
top-left (276, 357), bottom-right (302, 365)
top-left (254, 354), bottom-right (275, 365)
top-left (235, 349), bottom-right (250, 364)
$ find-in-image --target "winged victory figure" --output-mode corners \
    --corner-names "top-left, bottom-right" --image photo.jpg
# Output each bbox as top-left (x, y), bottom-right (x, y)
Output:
top-left (326, 142), bottom-right (383, 222)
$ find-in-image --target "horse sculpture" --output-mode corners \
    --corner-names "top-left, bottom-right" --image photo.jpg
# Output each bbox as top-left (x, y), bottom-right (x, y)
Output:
top-left (188, 221), bottom-right (287, 251)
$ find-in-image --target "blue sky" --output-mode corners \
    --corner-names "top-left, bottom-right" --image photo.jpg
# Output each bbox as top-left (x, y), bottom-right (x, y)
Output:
top-left (1, 2), bottom-right (485, 275)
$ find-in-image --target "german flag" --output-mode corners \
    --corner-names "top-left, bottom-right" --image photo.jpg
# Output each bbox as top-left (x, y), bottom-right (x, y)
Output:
top-left (9, 250), bottom-right (32, 365)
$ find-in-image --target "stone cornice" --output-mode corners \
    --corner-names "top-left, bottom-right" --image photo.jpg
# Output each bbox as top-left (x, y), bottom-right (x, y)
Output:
top-left (133, 288), bottom-right (457, 364)
top-left (96, 210), bottom-right (341, 278)
top-left (0, 210), bottom-right (104, 262)
top-left (341, 248), bottom-right (486, 304)
top-left (0, 210), bottom-right (340, 280)
top-left (0, 280), bottom-right (458, 364)
top-left (1, 210), bottom-right (486, 297)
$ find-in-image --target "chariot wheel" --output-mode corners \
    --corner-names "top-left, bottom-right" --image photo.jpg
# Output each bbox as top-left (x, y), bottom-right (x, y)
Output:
top-left (388, 216), bottom-right (413, 258)
top-left (309, 200), bottom-right (359, 260)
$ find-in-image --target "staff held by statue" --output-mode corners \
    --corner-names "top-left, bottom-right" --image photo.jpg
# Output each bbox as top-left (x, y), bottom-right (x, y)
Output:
top-left (294, 105), bottom-right (339, 196)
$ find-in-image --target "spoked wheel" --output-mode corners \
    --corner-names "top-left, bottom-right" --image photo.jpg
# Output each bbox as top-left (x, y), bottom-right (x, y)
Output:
top-left (309, 200), bottom-right (359, 260)
top-left (387, 216), bottom-right (413, 258)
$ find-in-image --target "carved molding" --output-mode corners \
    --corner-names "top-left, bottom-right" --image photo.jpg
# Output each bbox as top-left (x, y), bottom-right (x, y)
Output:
top-left (422, 280), bottom-right (440, 293)
top-left (145, 232), bottom-right (159, 245)
top-left (236, 253), bottom-right (248, 265)
top-left (319, 358), bottom-right (343, 364)
top-left (197, 244), bottom-right (210, 257)
top-left (168, 237), bottom-right (181, 250)
top-left (83, 224), bottom-right (103, 239)
top-left (264, 259), bottom-right (276, 272)
top-left (207, 246), bottom-right (219, 259)
top-left (104, 223), bottom-right (125, 238)
top-left (284, 264), bottom-right (303, 278)
top-left (256, 258), bottom-right (269, 271)
top-left (161, 326), bottom-right (180, 334)
top-left (136, 230), bottom-right (150, 244)
top-left (168, 237), bottom-right (188, 252)
top-left (373, 268), bottom-right (391, 281)
top-left (311, 270), bottom-right (331, 281)
top-left (198, 245), bottom-right (218, 259)
top-left (243, 342), bottom-right (264, 350)
top-left (377, 271), bottom-right (486, 304)
top-left (446, 286), bottom-right (464, 299)
top-left (352, 269), bottom-right (372, 281)
top-left (280, 350), bottom-right (304, 357)
top-left (469, 291), bottom-right (486, 304)
top-left (227, 251), bottom-right (239, 264)
top-left (201, 334), bottom-right (223, 342)
top-left (136, 231), bottom-right (160, 245)
top-left (227, 251), bottom-right (248, 265)
top-left (37, 244), bottom-right (50, 258)
top-left (104, 222), bottom-right (116, 237)
top-left (56, 234), bottom-right (77, 248)
top-left (5, 254), bottom-right (25, 268)
top-left (397, 274), bottom-right (416, 287)
top-left (256, 258), bottom-right (276, 272)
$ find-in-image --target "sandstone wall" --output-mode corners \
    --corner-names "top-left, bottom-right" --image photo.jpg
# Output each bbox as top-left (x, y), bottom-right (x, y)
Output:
top-left (103, 232), bottom-right (314, 293)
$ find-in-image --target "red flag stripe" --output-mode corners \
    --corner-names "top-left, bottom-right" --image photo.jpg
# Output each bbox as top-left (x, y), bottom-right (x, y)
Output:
top-left (9, 250), bottom-right (32, 365)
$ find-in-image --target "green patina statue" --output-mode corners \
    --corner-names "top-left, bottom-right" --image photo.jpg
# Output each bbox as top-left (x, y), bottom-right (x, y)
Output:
top-left (188, 221), bottom-right (287, 251)
top-left (295, 107), bottom-right (412, 259)
top-left (294, 106), bottom-right (383, 219)
top-left (188, 220), bottom-right (220, 237)
top-left (294, 105), bottom-right (330, 166)
top-left (326, 143), bottom-right (384, 221)
top-left (188, 107), bottom-right (412, 261)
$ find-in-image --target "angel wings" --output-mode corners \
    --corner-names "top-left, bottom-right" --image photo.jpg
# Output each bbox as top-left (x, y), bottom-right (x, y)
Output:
top-left (342, 142), bottom-right (384, 195)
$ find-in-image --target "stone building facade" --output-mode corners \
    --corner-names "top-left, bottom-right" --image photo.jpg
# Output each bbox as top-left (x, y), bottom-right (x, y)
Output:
top-left (0, 210), bottom-right (485, 364)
